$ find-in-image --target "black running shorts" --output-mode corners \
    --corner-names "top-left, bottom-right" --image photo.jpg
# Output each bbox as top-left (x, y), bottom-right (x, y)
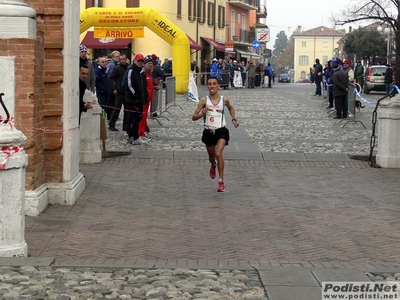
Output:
top-left (201, 127), bottom-right (230, 147)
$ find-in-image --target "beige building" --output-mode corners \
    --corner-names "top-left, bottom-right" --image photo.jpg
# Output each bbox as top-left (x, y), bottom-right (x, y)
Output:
top-left (292, 26), bottom-right (345, 82)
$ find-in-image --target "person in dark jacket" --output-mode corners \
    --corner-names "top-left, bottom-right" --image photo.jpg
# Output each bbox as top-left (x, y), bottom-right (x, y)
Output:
top-left (107, 53), bottom-right (129, 131)
top-left (124, 54), bottom-right (148, 145)
top-left (331, 62), bottom-right (349, 119)
top-left (324, 60), bottom-right (334, 108)
top-left (79, 45), bottom-right (96, 93)
top-left (79, 65), bottom-right (93, 125)
top-left (384, 64), bottom-right (393, 95)
top-left (95, 57), bottom-right (111, 112)
top-left (314, 58), bottom-right (323, 96)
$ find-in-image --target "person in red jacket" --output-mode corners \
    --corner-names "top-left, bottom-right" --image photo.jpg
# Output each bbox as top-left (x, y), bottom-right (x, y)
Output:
top-left (138, 55), bottom-right (161, 141)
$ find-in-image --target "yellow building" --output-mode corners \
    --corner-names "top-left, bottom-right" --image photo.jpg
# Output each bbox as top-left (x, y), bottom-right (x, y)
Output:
top-left (292, 26), bottom-right (345, 82)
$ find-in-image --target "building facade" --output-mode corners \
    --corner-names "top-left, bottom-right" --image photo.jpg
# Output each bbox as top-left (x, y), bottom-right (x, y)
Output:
top-left (292, 26), bottom-right (345, 82)
top-left (79, 1), bottom-right (267, 66)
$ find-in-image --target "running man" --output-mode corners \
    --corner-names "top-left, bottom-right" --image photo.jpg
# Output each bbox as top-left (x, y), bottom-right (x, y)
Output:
top-left (192, 77), bottom-right (239, 192)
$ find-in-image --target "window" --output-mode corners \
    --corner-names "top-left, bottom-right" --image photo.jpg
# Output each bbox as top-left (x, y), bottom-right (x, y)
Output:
top-left (198, 0), bottom-right (206, 23)
top-left (302, 41), bottom-right (306, 47)
top-left (301, 71), bottom-right (306, 79)
top-left (207, 1), bottom-right (215, 26)
top-left (126, 0), bottom-right (139, 7)
top-left (230, 10), bottom-right (235, 38)
top-left (188, 0), bottom-right (197, 21)
top-left (217, 5), bottom-right (225, 28)
top-left (323, 42), bottom-right (328, 48)
top-left (237, 13), bottom-right (240, 23)
top-left (299, 55), bottom-right (309, 65)
top-left (323, 56), bottom-right (328, 63)
top-left (242, 13), bottom-right (246, 30)
top-left (177, 0), bottom-right (182, 19)
top-left (86, 0), bottom-right (103, 7)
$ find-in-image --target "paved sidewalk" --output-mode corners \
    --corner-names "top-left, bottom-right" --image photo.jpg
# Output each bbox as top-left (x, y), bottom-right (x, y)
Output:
top-left (6, 83), bottom-right (400, 299)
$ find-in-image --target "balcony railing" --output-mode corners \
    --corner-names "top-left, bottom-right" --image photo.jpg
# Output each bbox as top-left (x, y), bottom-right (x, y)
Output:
top-left (227, 28), bottom-right (254, 44)
top-left (227, 0), bottom-right (258, 10)
top-left (256, 5), bottom-right (267, 17)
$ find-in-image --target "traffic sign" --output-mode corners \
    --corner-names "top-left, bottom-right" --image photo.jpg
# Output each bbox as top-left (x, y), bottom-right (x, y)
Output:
top-left (256, 27), bottom-right (270, 42)
top-left (251, 40), bottom-right (260, 50)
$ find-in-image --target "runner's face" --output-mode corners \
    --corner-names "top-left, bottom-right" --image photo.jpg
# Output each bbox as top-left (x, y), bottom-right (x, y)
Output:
top-left (207, 79), bottom-right (219, 94)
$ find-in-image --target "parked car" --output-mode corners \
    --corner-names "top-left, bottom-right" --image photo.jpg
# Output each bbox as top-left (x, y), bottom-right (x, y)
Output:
top-left (364, 65), bottom-right (386, 94)
top-left (279, 73), bottom-right (290, 83)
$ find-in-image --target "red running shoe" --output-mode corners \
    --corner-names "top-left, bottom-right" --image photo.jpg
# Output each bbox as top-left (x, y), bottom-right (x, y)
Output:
top-left (209, 166), bottom-right (216, 179)
top-left (217, 181), bottom-right (225, 192)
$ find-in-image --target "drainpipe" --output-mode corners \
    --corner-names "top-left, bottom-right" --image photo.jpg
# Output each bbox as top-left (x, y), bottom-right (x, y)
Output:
top-left (213, 0), bottom-right (216, 58)
top-left (196, 8), bottom-right (199, 63)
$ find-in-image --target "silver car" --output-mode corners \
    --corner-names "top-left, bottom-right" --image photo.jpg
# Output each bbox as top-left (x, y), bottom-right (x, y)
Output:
top-left (364, 65), bottom-right (386, 94)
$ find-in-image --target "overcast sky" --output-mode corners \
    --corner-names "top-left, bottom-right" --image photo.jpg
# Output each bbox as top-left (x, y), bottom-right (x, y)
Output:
top-left (265, 0), bottom-right (358, 45)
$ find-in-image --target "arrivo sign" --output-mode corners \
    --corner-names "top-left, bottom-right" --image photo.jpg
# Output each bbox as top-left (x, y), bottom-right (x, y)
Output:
top-left (94, 27), bottom-right (144, 39)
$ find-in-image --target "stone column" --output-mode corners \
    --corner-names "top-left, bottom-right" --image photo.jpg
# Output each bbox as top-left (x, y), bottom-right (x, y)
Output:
top-left (46, 0), bottom-right (85, 205)
top-left (0, 0), bottom-right (36, 39)
top-left (0, 124), bottom-right (28, 257)
top-left (376, 95), bottom-right (400, 168)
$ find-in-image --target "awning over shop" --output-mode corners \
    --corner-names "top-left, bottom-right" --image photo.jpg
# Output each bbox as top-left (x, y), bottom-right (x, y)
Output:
top-left (236, 48), bottom-right (259, 58)
top-left (187, 35), bottom-right (203, 51)
top-left (80, 31), bottom-right (131, 49)
top-left (201, 37), bottom-right (225, 52)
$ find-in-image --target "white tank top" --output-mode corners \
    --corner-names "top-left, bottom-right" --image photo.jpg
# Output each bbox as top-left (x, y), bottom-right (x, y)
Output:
top-left (203, 95), bottom-right (226, 130)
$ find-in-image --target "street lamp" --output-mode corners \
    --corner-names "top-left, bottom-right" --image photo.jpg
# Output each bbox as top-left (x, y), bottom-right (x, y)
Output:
top-left (377, 26), bottom-right (392, 64)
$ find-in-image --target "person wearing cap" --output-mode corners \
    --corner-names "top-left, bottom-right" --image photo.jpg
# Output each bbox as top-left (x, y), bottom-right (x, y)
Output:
top-left (324, 60), bottom-right (334, 109)
top-left (331, 62), bottom-right (349, 119)
top-left (79, 45), bottom-right (96, 93)
top-left (342, 59), bottom-right (354, 83)
top-left (125, 54), bottom-right (148, 145)
top-left (355, 60), bottom-right (364, 92)
top-left (138, 55), bottom-right (161, 141)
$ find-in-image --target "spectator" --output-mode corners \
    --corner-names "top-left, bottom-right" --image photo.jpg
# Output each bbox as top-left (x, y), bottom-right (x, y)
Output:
top-left (107, 53), bottom-right (129, 132)
top-left (125, 54), bottom-right (148, 145)
top-left (78, 65), bottom-right (93, 125)
top-left (240, 61), bottom-right (247, 88)
top-left (355, 60), bottom-right (364, 93)
top-left (331, 62), bottom-right (349, 119)
top-left (95, 57), bottom-right (111, 114)
top-left (314, 59), bottom-right (323, 96)
top-left (264, 63), bottom-right (273, 88)
top-left (247, 61), bottom-right (256, 88)
top-left (79, 45), bottom-right (95, 93)
top-left (384, 64), bottom-right (393, 95)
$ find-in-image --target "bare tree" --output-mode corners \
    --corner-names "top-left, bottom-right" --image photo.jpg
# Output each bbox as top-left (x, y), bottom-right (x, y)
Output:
top-left (333, 0), bottom-right (400, 83)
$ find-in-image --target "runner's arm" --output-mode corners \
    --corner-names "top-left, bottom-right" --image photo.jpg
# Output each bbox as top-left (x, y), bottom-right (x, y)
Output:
top-left (224, 97), bottom-right (239, 128)
top-left (192, 97), bottom-right (207, 121)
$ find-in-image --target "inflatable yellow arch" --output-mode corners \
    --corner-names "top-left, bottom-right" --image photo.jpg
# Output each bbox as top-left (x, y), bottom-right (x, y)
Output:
top-left (80, 7), bottom-right (190, 94)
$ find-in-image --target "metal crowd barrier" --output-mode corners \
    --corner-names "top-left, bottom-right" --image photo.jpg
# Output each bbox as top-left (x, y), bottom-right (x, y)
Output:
top-left (340, 83), bottom-right (366, 129)
top-left (162, 76), bottom-right (182, 114)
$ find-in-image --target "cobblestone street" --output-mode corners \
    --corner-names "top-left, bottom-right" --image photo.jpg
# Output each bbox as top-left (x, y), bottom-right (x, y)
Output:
top-left (9, 83), bottom-right (400, 299)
